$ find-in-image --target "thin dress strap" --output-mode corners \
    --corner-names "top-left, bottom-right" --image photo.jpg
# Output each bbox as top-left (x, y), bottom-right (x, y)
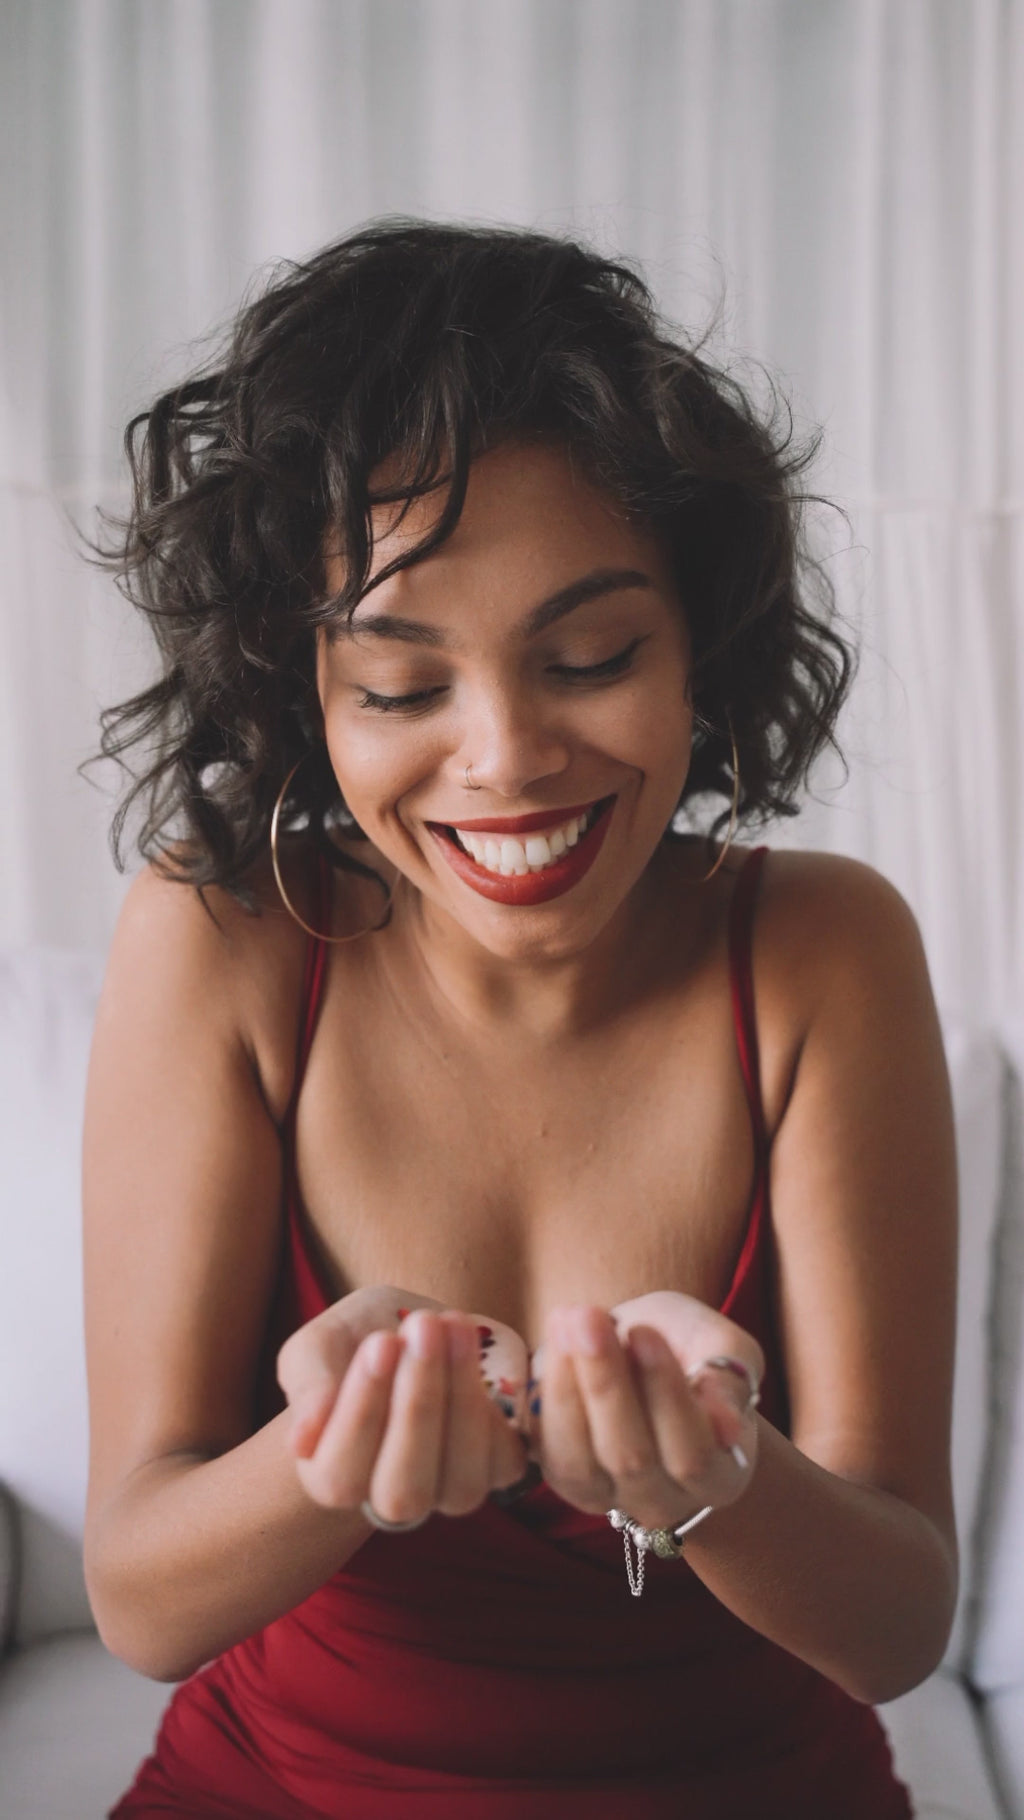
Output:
top-left (284, 853), bottom-right (332, 1139)
top-left (722, 845), bottom-right (771, 1307)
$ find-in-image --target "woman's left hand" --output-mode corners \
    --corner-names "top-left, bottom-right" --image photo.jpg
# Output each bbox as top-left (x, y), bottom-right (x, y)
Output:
top-left (530, 1290), bottom-right (764, 1532)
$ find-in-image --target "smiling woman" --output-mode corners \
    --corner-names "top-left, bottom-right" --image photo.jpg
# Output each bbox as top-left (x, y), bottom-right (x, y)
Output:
top-left (83, 222), bottom-right (955, 1819)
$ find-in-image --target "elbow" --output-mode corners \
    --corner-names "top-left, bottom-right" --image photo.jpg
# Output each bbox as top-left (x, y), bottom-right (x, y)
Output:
top-left (840, 1645), bottom-right (946, 1709)
top-left (85, 1536), bottom-right (190, 1685)
top-left (90, 1597), bottom-right (187, 1684)
top-left (838, 1549), bottom-right (959, 1708)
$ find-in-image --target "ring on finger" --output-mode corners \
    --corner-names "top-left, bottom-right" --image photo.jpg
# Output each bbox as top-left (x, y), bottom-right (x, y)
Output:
top-left (685, 1354), bottom-right (761, 1417)
top-left (360, 1500), bottom-right (429, 1533)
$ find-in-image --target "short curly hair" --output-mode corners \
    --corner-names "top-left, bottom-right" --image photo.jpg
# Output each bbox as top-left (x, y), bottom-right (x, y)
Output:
top-left (93, 217), bottom-right (853, 901)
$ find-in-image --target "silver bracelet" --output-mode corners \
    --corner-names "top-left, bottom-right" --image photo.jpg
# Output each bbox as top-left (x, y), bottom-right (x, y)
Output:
top-left (607, 1504), bottom-right (713, 1597)
top-left (607, 1353), bottom-right (761, 1596)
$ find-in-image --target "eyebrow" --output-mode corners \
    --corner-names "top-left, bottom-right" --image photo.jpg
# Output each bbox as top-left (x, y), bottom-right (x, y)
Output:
top-left (339, 567), bottom-right (654, 648)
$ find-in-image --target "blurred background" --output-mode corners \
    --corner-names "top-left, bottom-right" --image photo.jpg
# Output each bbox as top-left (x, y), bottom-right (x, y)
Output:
top-left (2, 0), bottom-right (1022, 1033)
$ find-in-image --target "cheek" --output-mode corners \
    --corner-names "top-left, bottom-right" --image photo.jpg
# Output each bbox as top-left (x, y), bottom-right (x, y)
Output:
top-left (582, 675), bottom-right (692, 779)
top-left (323, 714), bottom-right (441, 822)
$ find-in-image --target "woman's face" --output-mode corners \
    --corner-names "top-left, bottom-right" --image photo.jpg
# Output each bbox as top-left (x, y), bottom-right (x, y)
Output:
top-left (316, 441), bottom-right (693, 962)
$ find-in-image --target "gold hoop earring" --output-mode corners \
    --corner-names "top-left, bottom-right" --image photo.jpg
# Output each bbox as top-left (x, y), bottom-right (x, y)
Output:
top-left (700, 718), bottom-right (741, 884)
top-left (270, 754), bottom-right (391, 943)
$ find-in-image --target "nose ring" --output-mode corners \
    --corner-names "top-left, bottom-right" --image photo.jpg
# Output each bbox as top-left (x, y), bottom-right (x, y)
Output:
top-left (464, 763), bottom-right (481, 791)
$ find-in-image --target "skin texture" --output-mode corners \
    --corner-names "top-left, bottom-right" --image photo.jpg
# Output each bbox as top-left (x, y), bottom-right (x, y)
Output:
top-left (83, 443), bottom-right (958, 1700)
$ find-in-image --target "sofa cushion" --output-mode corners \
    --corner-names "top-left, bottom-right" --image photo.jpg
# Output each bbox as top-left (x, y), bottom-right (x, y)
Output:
top-left (0, 1481), bottom-right (17, 1653)
top-left (0, 1630), bottom-right (171, 1818)
top-left (0, 948), bottom-right (105, 1641)
top-left (971, 1016), bottom-right (1024, 1700)
top-left (879, 1667), bottom-right (1005, 1820)
top-left (981, 1682), bottom-right (1024, 1820)
top-left (935, 1023), bottom-right (1006, 1671)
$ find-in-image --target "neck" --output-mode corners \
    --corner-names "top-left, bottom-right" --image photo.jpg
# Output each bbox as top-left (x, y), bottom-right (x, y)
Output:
top-left (383, 841), bottom-right (701, 1044)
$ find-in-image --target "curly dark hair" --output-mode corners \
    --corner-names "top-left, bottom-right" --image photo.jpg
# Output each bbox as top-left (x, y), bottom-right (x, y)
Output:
top-left (92, 217), bottom-right (853, 902)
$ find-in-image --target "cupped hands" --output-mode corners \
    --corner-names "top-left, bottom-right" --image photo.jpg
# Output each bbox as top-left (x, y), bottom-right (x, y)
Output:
top-left (276, 1286), bottom-right (763, 1535)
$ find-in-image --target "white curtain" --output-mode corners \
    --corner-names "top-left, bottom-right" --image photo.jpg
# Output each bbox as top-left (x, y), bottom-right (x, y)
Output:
top-left (2, 0), bottom-right (1022, 1031)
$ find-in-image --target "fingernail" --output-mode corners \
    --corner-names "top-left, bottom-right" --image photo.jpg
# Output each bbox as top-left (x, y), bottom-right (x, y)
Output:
top-left (571, 1308), bottom-right (605, 1358)
top-left (405, 1312), bottom-right (438, 1361)
top-left (629, 1328), bottom-right (663, 1371)
top-left (529, 1393), bottom-right (542, 1417)
top-left (446, 1319), bottom-right (476, 1365)
top-left (364, 1331), bottom-right (397, 1377)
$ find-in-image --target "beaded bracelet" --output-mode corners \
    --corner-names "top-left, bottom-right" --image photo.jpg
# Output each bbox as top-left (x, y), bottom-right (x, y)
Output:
top-left (606, 1353), bottom-right (761, 1597)
top-left (607, 1503), bottom-right (714, 1596)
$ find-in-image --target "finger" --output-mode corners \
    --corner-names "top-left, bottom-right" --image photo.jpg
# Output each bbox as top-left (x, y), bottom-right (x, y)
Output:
top-left (537, 1308), bottom-right (614, 1513)
top-left (435, 1316), bottom-right (495, 1515)
top-left (488, 1397), bottom-right (531, 1489)
top-left (629, 1325), bottom-right (754, 1507)
top-left (566, 1308), bottom-right (671, 1517)
top-left (278, 1319), bottom-right (361, 1459)
top-left (297, 1328), bottom-right (402, 1506)
top-left (368, 1310), bottom-right (447, 1525)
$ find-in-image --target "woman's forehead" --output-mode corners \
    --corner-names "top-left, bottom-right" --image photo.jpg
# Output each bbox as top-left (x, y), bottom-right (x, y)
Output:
top-left (324, 443), bottom-right (667, 603)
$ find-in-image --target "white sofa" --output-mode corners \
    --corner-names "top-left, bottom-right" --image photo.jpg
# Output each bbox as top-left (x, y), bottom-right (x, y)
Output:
top-left (1, 946), bottom-right (1023, 1819)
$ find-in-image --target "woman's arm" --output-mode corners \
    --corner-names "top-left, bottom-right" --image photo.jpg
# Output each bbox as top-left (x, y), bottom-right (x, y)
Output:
top-left (535, 855), bottom-right (958, 1704)
top-left (83, 865), bottom-right (522, 1683)
top-left (82, 863), bottom-right (367, 1681)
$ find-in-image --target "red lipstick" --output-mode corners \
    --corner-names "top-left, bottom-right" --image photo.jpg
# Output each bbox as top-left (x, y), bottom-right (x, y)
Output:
top-left (428, 800), bottom-right (614, 906)
top-left (449, 802), bottom-right (598, 835)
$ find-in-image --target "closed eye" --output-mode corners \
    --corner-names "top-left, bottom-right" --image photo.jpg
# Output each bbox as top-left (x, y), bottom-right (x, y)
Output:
top-left (356, 685), bottom-right (447, 714)
top-left (548, 636), bottom-right (647, 683)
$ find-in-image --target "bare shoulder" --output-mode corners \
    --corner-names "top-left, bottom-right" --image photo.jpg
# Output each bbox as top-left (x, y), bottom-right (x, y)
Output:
top-left (105, 842), bottom-right (312, 1127)
top-left (701, 844), bottom-right (937, 1143)
top-left (747, 845), bottom-right (929, 1025)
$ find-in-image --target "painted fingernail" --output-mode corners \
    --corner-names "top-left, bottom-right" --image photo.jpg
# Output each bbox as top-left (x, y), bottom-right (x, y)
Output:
top-left (477, 1324), bottom-right (495, 1352)
top-left (529, 1393), bottom-right (542, 1417)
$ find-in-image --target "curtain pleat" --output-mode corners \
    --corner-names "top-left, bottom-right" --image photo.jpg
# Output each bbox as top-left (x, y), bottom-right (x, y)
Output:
top-left (1, 0), bottom-right (1022, 1028)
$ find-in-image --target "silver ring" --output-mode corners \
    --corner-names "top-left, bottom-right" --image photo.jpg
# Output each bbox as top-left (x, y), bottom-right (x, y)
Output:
top-left (686, 1354), bottom-right (761, 1416)
top-left (360, 1499), bottom-right (429, 1533)
top-left (464, 763), bottom-right (481, 791)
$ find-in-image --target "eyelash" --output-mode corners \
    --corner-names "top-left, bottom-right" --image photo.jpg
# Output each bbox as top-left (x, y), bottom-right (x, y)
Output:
top-left (356, 637), bottom-right (646, 714)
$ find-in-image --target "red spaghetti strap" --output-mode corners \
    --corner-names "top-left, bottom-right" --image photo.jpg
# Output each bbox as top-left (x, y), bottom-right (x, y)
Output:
top-left (285, 852), bottom-right (332, 1132)
top-left (728, 846), bottom-right (770, 1159)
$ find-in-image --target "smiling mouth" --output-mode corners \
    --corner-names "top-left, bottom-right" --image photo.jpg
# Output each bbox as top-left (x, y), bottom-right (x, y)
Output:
top-left (439, 800), bottom-right (610, 877)
top-left (425, 797), bottom-right (616, 907)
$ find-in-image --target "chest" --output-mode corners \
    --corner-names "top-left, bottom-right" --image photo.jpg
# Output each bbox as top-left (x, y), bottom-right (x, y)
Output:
top-left (289, 974), bottom-right (762, 1347)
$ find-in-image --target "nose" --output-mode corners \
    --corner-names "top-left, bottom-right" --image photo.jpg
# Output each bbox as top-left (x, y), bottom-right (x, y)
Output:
top-left (456, 682), bottom-right (572, 801)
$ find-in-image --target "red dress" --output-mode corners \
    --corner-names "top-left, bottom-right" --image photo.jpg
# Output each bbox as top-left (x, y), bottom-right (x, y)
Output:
top-left (111, 847), bottom-right (913, 1818)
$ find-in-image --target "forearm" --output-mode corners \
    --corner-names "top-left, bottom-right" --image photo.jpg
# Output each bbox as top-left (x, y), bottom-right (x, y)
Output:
top-left (85, 1409), bottom-right (372, 1682)
top-left (684, 1417), bottom-right (957, 1704)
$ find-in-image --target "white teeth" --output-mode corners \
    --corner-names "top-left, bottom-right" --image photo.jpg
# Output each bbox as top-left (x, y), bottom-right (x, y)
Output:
top-left (452, 805), bottom-right (602, 877)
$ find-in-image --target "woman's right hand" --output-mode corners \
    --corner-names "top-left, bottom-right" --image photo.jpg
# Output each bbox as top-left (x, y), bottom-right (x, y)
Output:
top-left (276, 1286), bottom-right (529, 1524)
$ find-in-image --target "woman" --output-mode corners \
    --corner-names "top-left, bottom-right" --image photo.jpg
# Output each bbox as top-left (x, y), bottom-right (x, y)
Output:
top-left (83, 221), bottom-right (958, 1818)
